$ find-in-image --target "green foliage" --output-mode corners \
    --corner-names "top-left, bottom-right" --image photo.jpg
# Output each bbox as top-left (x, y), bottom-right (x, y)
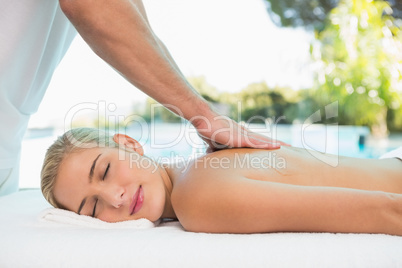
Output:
top-left (287, 89), bottom-right (322, 123)
top-left (312, 0), bottom-right (402, 134)
top-left (387, 105), bottom-right (402, 131)
top-left (235, 83), bottom-right (290, 123)
top-left (265, 0), bottom-right (339, 31)
top-left (264, 0), bottom-right (402, 31)
top-left (207, 81), bottom-right (313, 124)
top-left (138, 77), bottom-right (309, 125)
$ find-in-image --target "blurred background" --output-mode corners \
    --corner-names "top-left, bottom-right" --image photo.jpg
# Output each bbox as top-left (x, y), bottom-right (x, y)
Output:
top-left (22, 0), bottom-right (402, 188)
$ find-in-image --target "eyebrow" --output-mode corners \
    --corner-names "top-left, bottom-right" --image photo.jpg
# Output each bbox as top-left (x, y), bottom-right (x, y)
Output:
top-left (89, 153), bottom-right (102, 182)
top-left (77, 153), bottom-right (102, 215)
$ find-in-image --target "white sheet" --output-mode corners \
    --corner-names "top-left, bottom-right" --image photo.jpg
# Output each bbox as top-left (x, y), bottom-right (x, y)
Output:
top-left (39, 207), bottom-right (156, 229)
top-left (1, 190), bottom-right (402, 267)
top-left (380, 146), bottom-right (402, 160)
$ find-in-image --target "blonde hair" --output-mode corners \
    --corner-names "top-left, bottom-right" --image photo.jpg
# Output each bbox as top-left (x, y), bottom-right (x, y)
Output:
top-left (41, 128), bottom-right (117, 208)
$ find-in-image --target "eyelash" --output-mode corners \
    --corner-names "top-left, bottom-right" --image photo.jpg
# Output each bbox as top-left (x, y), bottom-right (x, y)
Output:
top-left (92, 198), bottom-right (98, 218)
top-left (102, 163), bottom-right (110, 181)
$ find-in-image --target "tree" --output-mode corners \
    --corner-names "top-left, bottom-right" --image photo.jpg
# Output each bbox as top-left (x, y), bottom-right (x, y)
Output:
top-left (234, 82), bottom-right (294, 123)
top-left (312, 0), bottom-right (402, 135)
top-left (265, 0), bottom-right (338, 31)
top-left (264, 0), bottom-right (402, 31)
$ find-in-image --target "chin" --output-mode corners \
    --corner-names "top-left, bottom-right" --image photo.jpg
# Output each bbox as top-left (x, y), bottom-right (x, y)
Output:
top-left (147, 210), bottom-right (163, 222)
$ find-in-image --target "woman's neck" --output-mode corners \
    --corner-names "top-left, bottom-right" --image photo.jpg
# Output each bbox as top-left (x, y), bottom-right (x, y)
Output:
top-left (156, 160), bottom-right (188, 219)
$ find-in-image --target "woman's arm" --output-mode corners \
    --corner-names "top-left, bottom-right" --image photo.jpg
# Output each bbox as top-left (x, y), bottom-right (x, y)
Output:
top-left (174, 176), bottom-right (402, 235)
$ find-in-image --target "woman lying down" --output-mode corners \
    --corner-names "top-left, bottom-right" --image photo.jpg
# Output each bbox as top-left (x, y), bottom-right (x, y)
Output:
top-left (41, 128), bottom-right (402, 235)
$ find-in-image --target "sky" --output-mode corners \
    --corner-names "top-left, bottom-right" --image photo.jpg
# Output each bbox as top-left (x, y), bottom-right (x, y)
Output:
top-left (28, 0), bottom-right (313, 128)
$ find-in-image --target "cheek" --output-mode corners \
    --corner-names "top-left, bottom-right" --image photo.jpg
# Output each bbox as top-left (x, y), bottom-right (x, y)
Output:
top-left (114, 162), bottom-right (135, 182)
top-left (98, 209), bottom-right (126, 223)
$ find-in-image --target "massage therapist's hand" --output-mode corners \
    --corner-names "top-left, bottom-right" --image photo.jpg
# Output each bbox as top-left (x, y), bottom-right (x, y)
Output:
top-left (191, 112), bottom-right (289, 153)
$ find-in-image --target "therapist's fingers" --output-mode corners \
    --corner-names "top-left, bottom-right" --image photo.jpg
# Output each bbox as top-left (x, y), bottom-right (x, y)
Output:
top-left (194, 116), bottom-right (289, 153)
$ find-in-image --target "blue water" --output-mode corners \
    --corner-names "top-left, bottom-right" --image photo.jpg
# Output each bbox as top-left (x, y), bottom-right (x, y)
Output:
top-left (123, 123), bottom-right (398, 160)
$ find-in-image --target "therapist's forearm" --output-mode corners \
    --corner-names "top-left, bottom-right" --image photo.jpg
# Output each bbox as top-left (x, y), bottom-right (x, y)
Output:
top-left (59, 0), bottom-right (213, 121)
top-left (155, 37), bottom-right (186, 81)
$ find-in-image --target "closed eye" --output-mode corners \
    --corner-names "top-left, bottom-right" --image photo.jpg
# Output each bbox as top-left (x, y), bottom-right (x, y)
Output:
top-left (93, 163), bottom-right (109, 217)
top-left (102, 163), bottom-right (110, 181)
top-left (92, 198), bottom-right (98, 218)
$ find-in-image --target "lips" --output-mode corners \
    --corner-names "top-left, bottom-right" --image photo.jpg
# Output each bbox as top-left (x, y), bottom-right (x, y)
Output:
top-left (129, 186), bottom-right (144, 215)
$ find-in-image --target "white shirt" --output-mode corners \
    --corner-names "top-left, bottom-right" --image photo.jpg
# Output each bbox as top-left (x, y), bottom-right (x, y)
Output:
top-left (0, 1), bottom-right (76, 170)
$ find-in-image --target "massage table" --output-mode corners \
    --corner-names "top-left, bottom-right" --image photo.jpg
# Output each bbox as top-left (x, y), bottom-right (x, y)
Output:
top-left (1, 189), bottom-right (402, 267)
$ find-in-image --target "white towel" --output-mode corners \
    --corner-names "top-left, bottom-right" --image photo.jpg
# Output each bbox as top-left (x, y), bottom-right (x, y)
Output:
top-left (379, 146), bottom-right (402, 160)
top-left (39, 207), bottom-right (157, 229)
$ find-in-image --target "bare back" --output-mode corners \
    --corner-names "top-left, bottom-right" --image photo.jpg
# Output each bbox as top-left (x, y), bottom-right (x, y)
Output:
top-left (178, 147), bottom-right (402, 193)
top-left (170, 147), bottom-right (402, 234)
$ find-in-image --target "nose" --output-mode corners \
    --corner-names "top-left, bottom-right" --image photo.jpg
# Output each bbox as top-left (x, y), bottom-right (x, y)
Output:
top-left (101, 184), bottom-right (126, 208)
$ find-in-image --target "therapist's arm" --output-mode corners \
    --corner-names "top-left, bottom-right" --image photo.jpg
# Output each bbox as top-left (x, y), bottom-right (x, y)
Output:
top-left (58, 0), bottom-right (284, 150)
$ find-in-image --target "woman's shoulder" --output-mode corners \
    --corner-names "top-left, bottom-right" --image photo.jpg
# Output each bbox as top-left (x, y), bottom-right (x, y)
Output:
top-left (171, 148), bottom-right (273, 197)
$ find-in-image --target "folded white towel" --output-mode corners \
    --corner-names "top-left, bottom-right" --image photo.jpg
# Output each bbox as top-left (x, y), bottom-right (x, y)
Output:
top-left (380, 146), bottom-right (402, 160)
top-left (39, 207), bottom-right (156, 229)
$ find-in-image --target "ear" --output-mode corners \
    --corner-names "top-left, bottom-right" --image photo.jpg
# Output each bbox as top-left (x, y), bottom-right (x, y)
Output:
top-left (113, 134), bottom-right (144, 156)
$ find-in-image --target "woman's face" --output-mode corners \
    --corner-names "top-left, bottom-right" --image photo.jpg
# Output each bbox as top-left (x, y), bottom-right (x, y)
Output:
top-left (53, 140), bottom-right (168, 223)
